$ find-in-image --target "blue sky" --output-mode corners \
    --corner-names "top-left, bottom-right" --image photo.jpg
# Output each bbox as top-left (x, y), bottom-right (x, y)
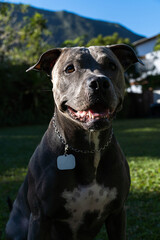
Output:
top-left (4, 0), bottom-right (160, 37)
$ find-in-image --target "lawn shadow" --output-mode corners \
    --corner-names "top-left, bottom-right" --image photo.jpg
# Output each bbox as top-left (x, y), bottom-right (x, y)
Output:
top-left (113, 118), bottom-right (160, 158)
top-left (126, 191), bottom-right (160, 240)
top-left (0, 125), bottom-right (47, 174)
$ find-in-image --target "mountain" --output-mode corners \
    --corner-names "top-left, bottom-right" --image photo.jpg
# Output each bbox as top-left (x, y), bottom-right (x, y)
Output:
top-left (2, 2), bottom-right (144, 46)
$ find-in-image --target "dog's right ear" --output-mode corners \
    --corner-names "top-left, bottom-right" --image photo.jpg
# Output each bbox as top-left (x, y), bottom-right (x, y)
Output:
top-left (26, 48), bottom-right (62, 76)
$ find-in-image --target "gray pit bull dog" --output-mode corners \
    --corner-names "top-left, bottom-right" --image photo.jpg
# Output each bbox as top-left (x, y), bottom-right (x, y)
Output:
top-left (6, 44), bottom-right (142, 240)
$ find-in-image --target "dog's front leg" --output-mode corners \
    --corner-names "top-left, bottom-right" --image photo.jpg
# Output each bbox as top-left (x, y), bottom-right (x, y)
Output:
top-left (105, 207), bottom-right (126, 240)
top-left (27, 213), bottom-right (46, 240)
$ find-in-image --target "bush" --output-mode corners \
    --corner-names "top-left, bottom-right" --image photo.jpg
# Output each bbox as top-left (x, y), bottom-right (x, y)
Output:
top-left (0, 62), bottom-right (54, 126)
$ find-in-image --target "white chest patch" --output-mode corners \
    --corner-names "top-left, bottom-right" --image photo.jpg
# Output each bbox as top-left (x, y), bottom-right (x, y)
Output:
top-left (62, 181), bottom-right (117, 237)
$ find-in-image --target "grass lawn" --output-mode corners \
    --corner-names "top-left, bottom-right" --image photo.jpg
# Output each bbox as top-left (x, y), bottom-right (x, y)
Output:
top-left (0, 118), bottom-right (160, 239)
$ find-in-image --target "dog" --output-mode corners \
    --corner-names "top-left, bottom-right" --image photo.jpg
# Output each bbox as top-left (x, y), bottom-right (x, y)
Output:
top-left (6, 44), bottom-right (142, 240)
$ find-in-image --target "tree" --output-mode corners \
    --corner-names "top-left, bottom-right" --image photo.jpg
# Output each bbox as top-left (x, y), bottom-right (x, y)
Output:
top-left (0, 3), bottom-right (52, 64)
top-left (61, 35), bottom-right (87, 47)
top-left (0, 3), bottom-right (17, 61)
top-left (62, 32), bottom-right (131, 48)
top-left (11, 12), bottom-right (51, 64)
top-left (0, 3), bottom-right (53, 126)
top-left (86, 32), bottom-right (131, 46)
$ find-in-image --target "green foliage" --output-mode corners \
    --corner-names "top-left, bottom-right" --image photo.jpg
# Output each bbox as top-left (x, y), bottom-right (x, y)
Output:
top-left (0, 3), bottom-right (52, 64)
top-left (154, 35), bottom-right (160, 51)
top-left (0, 3), bottom-right (16, 61)
top-left (0, 63), bottom-right (53, 126)
top-left (14, 12), bottom-right (51, 64)
top-left (62, 32), bottom-right (131, 47)
top-left (0, 119), bottom-right (160, 239)
top-left (86, 32), bottom-right (131, 46)
top-left (0, 3), bottom-right (54, 126)
top-left (61, 35), bottom-right (87, 47)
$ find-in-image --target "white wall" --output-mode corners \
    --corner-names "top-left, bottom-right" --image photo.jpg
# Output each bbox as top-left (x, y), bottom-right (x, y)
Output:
top-left (136, 38), bottom-right (157, 56)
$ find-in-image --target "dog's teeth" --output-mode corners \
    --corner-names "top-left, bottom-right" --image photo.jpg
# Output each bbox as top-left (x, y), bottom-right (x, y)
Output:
top-left (68, 106), bottom-right (114, 123)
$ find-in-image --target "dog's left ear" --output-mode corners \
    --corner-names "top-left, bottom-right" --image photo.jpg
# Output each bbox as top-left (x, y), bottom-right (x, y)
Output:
top-left (26, 48), bottom-right (62, 76)
top-left (108, 44), bottom-right (143, 71)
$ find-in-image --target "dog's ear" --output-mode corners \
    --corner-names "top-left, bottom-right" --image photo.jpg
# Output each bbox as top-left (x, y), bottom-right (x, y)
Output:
top-left (26, 49), bottom-right (62, 75)
top-left (108, 44), bottom-right (143, 71)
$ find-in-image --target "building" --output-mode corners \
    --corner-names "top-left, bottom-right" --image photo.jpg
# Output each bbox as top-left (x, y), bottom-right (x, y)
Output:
top-left (133, 34), bottom-right (159, 56)
top-left (126, 34), bottom-right (160, 117)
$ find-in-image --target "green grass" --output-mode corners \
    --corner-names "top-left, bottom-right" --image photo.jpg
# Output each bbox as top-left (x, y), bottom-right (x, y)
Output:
top-left (0, 119), bottom-right (160, 240)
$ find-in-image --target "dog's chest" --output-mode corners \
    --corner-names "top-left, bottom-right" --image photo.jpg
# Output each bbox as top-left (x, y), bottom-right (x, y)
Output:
top-left (62, 181), bottom-right (117, 236)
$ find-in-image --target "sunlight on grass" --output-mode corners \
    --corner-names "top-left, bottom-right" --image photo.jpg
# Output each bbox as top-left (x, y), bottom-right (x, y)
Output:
top-left (129, 158), bottom-right (160, 193)
top-left (0, 168), bottom-right (27, 183)
top-left (124, 127), bottom-right (160, 133)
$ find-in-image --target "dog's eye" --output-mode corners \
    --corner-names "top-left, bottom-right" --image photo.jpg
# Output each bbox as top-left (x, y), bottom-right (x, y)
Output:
top-left (109, 62), bottom-right (117, 71)
top-left (65, 64), bottom-right (75, 74)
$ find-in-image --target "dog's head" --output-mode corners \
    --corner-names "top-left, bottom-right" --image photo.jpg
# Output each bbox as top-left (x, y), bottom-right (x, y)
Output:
top-left (27, 44), bottom-right (142, 131)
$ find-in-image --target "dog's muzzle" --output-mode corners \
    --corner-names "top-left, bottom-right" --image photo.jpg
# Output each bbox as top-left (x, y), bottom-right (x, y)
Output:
top-left (60, 75), bottom-right (118, 130)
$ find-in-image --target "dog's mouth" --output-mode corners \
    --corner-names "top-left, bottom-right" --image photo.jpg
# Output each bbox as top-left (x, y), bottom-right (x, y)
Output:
top-left (67, 104), bottom-right (115, 123)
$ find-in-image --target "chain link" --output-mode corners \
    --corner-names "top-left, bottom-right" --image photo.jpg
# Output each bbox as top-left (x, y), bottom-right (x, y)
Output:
top-left (52, 114), bottom-right (113, 154)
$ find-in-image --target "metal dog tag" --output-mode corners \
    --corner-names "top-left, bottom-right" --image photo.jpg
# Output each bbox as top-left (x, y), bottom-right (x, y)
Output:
top-left (57, 154), bottom-right (76, 170)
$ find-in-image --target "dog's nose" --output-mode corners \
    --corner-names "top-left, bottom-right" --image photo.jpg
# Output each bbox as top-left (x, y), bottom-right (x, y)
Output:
top-left (88, 76), bottom-right (110, 92)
